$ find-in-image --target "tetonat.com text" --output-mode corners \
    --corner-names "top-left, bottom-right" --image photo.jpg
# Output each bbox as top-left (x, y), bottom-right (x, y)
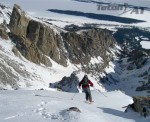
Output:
top-left (97, 3), bottom-right (145, 15)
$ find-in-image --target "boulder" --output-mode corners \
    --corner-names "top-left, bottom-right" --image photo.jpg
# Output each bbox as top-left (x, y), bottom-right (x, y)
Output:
top-left (125, 96), bottom-right (150, 117)
top-left (133, 96), bottom-right (150, 117)
top-left (68, 107), bottom-right (81, 113)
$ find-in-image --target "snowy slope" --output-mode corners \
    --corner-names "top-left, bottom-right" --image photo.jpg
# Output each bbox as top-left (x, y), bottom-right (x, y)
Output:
top-left (1, 90), bottom-right (149, 122)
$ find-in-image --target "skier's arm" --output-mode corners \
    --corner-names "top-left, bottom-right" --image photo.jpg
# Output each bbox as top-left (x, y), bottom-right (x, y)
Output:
top-left (88, 80), bottom-right (93, 87)
top-left (79, 80), bottom-right (83, 88)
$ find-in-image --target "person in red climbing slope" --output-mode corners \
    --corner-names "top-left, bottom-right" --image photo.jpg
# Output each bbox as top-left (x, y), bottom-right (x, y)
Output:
top-left (79, 75), bottom-right (94, 103)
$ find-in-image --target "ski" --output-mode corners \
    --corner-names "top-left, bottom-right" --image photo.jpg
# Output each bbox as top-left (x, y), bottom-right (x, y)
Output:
top-left (84, 101), bottom-right (94, 104)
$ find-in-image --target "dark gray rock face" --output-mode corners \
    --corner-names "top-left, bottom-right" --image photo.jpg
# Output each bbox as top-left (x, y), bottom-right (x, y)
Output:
top-left (50, 73), bottom-right (79, 93)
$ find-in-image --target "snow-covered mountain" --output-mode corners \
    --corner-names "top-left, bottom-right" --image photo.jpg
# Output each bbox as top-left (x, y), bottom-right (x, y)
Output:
top-left (0, 0), bottom-right (150, 121)
top-left (0, 3), bottom-right (120, 91)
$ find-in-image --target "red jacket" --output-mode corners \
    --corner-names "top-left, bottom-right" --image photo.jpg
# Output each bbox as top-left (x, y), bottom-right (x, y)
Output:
top-left (79, 80), bottom-right (93, 88)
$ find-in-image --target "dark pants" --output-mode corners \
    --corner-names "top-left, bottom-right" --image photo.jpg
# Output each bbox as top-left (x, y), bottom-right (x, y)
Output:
top-left (83, 87), bottom-right (92, 101)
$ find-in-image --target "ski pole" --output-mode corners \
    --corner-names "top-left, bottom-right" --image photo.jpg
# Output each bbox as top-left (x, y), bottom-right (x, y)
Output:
top-left (71, 89), bottom-right (78, 100)
top-left (94, 87), bottom-right (107, 97)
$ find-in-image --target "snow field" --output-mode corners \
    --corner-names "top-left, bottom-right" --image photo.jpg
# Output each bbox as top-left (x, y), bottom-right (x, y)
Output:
top-left (2, 90), bottom-right (148, 122)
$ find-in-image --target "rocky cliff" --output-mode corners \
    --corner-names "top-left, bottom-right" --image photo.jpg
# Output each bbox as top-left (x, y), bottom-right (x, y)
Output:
top-left (8, 4), bottom-right (117, 75)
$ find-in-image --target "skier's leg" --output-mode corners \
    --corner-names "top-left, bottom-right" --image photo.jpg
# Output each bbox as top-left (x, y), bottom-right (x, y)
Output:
top-left (83, 88), bottom-right (88, 101)
top-left (87, 88), bottom-right (92, 102)
top-left (85, 92), bottom-right (88, 101)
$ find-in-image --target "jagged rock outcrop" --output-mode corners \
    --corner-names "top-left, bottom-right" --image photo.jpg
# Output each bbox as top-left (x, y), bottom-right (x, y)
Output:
top-left (9, 4), bottom-right (67, 66)
top-left (9, 4), bottom-right (45, 65)
top-left (50, 73), bottom-right (79, 92)
top-left (9, 4), bottom-right (29, 37)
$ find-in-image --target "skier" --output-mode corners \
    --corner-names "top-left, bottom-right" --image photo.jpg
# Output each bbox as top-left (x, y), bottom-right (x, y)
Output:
top-left (79, 75), bottom-right (94, 103)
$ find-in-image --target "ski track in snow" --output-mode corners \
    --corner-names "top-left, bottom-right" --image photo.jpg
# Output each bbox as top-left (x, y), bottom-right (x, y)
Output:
top-left (34, 101), bottom-right (51, 119)
top-left (33, 98), bottom-right (80, 121)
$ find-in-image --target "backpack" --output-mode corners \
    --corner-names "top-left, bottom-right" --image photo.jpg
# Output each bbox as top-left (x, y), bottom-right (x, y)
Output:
top-left (82, 77), bottom-right (89, 86)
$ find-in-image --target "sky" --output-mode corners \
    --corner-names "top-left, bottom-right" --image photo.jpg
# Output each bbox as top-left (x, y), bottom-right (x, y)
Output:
top-left (1, 0), bottom-right (150, 12)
